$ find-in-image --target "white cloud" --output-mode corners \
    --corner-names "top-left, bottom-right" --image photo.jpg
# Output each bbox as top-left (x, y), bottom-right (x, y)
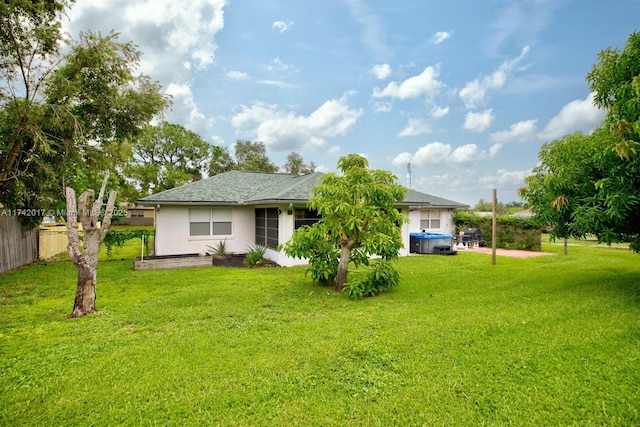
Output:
top-left (430, 31), bottom-right (452, 44)
top-left (372, 101), bottom-right (393, 113)
top-left (539, 92), bottom-right (606, 141)
top-left (489, 119), bottom-right (538, 143)
top-left (231, 93), bottom-right (363, 152)
top-left (412, 142), bottom-right (452, 166)
top-left (463, 109), bottom-right (495, 132)
top-left (431, 105), bottom-right (450, 119)
top-left (398, 118), bottom-right (432, 137)
top-left (259, 80), bottom-right (298, 89)
top-left (164, 83), bottom-right (213, 135)
top-left (371, 63), bottom-right (392, 80)
top-left (372, 65), bottom-right (443, 100)
top-left (392, 152), bottom-right (413, 166)
top-left (392, 142), bottom-right (451, 167)
top-left (489, 143), bottom-right (503, 157)
top-left (449, 144), bottom-right (481, 165)
top-left (393, 141), bottom-right (488, 167)
top-left (480, 168), bottom-right (532, 188)
top-left (227, 70), bottom-right (250, 80)
top-left (64, 0), bottom-right (227, 134)
top-left (272, 20), bottom-right (293, 33)
top-left (459, 46), bottom-right (530, 109)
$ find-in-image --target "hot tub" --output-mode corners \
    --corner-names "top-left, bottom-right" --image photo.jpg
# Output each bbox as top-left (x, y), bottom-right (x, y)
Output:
top-left (409, 232), bottom-right (456, 255)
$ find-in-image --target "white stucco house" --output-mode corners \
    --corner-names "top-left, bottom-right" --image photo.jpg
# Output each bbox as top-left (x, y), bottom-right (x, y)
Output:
top-left (138, 170), bottom-right (467, 267)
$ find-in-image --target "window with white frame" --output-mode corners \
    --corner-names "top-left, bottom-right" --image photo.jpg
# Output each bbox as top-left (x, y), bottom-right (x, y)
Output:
top-left (420, 210), bottom-right (440, 230)
top-left (189, 208), bottom-right (232, 237)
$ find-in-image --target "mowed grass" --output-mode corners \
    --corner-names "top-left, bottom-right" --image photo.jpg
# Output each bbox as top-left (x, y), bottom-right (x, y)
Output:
top-left (1, 240), bottom-right (639, 426)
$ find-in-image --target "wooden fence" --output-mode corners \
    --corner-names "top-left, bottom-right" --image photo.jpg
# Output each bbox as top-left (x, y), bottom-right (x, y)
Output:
top-left (0, 216), bottom-right (38, 274)
top-left (39, 226), bottom-right (69, 259)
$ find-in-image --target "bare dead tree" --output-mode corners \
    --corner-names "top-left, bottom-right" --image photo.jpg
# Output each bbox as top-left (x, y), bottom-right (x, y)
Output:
top-left (66, 173), bottom-right (117, 318)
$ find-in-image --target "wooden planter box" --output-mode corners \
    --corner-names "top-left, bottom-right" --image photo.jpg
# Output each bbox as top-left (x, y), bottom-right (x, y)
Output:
top-left (134, 254), bottom-right (212, 270)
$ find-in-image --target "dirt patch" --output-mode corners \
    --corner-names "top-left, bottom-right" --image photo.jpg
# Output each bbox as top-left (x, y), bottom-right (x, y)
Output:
top-left (458, 245), bottom-right (554, 259)
top-left (213, 254), bottom-right (280, 268)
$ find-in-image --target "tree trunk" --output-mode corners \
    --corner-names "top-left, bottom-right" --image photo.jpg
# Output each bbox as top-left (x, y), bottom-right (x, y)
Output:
top-left (335, 244), bottom-right (352, 293)
top-left (66, 173), bottom-right (117, 318)
top-left (70, 262), bottom-right (97, 318)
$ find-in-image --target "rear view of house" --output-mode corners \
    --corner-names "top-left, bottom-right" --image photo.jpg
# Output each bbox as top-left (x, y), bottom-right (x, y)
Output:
top-left (138, 171), bottom-right (467, 266)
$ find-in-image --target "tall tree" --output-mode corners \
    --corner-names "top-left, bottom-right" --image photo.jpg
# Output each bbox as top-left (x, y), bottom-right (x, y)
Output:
top-left (587, 31), bottom-right (640, 159)
top-left (0, 0), bottom-right (72, 224)
top-left (283, 154), bottom-right (407, 292)
top-left (128, 121), bottom-right (211, 196)
top-left (208, 145), bottom-right (235, 176)
top-left (282, 151), bottom-right (316, 174)
top-left (50, 32), bottom-right (168, 316)
top-left (520, 132), bottom-right (600, 244)
top-left (522, 32), bottom-right (640, 252)
top-left (0, 1), bottom-right (168, 223)
top-left (234, 140), bottom-right (277, 172)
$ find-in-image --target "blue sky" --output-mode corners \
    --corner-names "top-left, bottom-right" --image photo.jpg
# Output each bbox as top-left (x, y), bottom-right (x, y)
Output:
top-left (64, 0), bottom-right (640, 205)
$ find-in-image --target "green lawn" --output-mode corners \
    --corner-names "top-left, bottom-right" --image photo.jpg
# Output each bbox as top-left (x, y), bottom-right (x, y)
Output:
top-left (1, 241), bottom-right (639, 426)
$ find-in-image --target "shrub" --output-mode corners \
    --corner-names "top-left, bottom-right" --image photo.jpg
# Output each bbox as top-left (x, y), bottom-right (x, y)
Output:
top-left (342, 261), bottom-right (400, 300)
top-left (207, 239), bottom-right (230, 257)
top-left (453, 210), bottom-right (543, 251)
top-left (244, 244), bottom-right (267, 267)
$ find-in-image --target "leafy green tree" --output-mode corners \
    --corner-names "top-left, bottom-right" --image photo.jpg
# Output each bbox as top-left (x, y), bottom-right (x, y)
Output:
top-left (0, 1), bottom-right (168, 223)
top-left (234, 140), bottom-right (277, 172)
top-left (283, 154), bottom-right (407, 293)
top-left (283, 151), bottom-right (316, 174)
top-left (208, 145), bottom-right (236, 176)
top-left (0, 0), bottom-right (72, 223)
top-left (587, 31), bottom-right (640, 159)
top-left (52, 32), bottom-right (168, 316)
top-left (128, 122), bottom-right (211, 196)
top-left (522, 32), bottom-right (640, 252)
top-left (521, 129), bottom-right (640, 251)
top-left (473, 199), bottom-right (508, 214)
top-left (520, 132), bottom-right (597, 243)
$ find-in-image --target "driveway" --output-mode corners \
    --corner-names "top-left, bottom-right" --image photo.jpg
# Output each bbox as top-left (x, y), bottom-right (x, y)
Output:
top-left (457, 245), bottom-right (554, 259)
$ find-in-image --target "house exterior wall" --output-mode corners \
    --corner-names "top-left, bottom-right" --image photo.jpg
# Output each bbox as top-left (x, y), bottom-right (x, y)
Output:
top-left (155, 204), bottom-right (458, 264)
top-left (154, 205), bottom-right (255, 256)
top-left (407, 208), bottom-right (456, 235)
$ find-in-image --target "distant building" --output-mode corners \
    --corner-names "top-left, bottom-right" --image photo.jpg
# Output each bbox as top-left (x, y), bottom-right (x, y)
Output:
top-left (116, 203), bottom-right (155, 226)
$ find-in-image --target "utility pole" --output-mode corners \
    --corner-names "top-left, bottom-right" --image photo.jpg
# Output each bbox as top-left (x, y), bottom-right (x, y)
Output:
top-left (407, 163), bottom-right (412, 189)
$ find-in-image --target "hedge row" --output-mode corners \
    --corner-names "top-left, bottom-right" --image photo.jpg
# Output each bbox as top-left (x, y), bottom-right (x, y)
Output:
top-left (453, 211), bottom-right (543, 251)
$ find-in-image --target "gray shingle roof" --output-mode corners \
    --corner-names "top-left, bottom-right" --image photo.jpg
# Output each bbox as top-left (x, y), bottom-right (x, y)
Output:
top-left (400, 189), bottom-right (468, 208)
top-left (138, 170), bottom-right (467, 208)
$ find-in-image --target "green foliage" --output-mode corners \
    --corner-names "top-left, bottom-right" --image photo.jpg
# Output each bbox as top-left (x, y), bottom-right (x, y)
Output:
top-left (283, 154), bottom-right (407, 292)
top-left (207, 239), bottom-right (230, 257)
top-left (244, 244), bottom-right (267, 267)
top-left (342, 261), bottom-right (401, 300)
top-left (280, 223), bottom-right (339, 286)
top-left (234, 140), bottom-right (278, 172)
top-left (282, 151), bottom-right (316, 174)
top-left (587, 31), bottom-right (640, 147)
top-left (127, 121), bottom-right (211, 197)
top-left (0, 8), bottom-right (168, 226)
top-left (208, 145), bottom-right (236, 176)
top-left (103, 228), bottom-right (152, 256)
top-left (453, 210), bottom-right (542, 251)
top-left (473, 199), bottom-right (527, 215)
top-left (515, 31), bottom-right (640, 253)
top-left (521, 127), bottom-right (640, 252)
